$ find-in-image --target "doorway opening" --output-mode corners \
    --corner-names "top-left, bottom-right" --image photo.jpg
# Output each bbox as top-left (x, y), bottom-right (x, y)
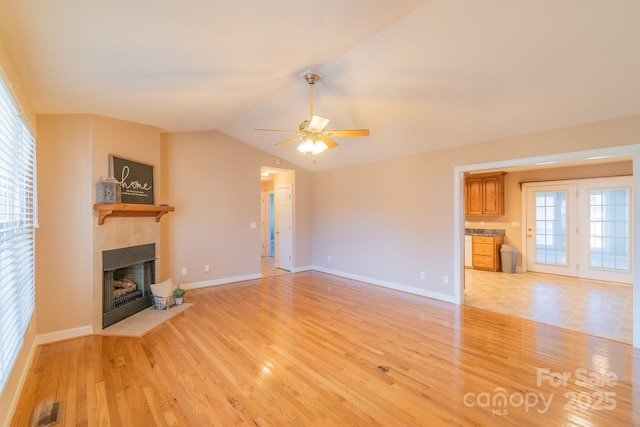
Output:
top-left (260, 166), bottom-right (294, 278)
top-left (454, 144), bottom-right (639, 348)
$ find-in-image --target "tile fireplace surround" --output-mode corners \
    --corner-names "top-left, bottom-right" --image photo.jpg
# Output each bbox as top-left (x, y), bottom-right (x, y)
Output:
top-left (92, 215), bottom-right (162, 332)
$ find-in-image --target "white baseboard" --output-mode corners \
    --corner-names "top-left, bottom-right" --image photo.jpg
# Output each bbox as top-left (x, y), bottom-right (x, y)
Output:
top-left (34, 325), bottom-right (93, 346)
top-left (292, 265), bottom-right (313, 273)
top-left (312, 266), bottom-right (456, 304)
top-left (180, 273), bottom-right (262, 290)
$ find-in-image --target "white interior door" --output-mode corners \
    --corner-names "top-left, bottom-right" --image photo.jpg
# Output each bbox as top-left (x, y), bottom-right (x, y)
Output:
top-left (525, 184), bottom-right (579, 276)
top-left (275, 184), bottom-right (293, 271)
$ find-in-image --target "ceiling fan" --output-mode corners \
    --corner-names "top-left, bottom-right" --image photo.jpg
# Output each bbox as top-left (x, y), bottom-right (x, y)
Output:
top-left (256, 72), bottom-right (369, 162)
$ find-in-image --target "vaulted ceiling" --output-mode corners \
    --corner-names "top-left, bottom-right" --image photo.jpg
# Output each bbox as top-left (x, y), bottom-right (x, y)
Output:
top-left (1, 0), bottom-right (639, 170)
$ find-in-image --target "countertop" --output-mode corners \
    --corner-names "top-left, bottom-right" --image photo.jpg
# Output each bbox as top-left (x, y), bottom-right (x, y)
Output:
top-left (465, 228), bottom-right (505, 236)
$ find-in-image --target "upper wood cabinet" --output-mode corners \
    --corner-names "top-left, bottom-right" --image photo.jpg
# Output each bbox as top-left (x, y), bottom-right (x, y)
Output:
top-left (465, 172), bottom-right (506, 216)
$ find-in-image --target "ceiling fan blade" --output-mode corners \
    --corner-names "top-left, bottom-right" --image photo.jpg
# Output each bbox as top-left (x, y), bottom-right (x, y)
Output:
top-left (320, 137), bottom-right (339, 149)
top-left (325, 129), bottom-right (370, 137)
top-left (308, 115), bottom-right (330, 132)
top-left (255, 128), bottom-right (299, 134)
top-left (274, 136), bottom-right (302, 146)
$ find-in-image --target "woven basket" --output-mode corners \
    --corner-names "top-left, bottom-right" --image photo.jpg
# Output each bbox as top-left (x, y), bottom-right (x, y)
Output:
top-left (153, 295), bottom-right (175, 310)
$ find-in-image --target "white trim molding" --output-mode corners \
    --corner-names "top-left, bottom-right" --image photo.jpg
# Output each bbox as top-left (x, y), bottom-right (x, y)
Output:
top-left (313, 266), bottom-right (456, 304)
top-left (34, 325), bottom-right (93, 346)
top-left (180, 273), bottom-right (262, 290)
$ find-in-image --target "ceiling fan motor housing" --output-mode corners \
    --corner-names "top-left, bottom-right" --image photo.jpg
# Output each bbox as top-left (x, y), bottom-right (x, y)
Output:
top-left (304, 72), bottom-right (320, 85)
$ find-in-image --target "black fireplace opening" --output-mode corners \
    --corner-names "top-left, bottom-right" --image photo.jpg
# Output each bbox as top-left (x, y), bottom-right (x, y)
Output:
top-left (102, 243), bottom-right (155, 328)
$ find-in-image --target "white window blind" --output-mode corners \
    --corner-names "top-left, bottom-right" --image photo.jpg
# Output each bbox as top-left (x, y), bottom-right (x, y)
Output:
top-left (0, 75), bottom-right (36, 393)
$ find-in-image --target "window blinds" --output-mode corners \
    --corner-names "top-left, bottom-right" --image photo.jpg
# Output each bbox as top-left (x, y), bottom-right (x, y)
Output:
top-left (0, 75), bottom-right (36, 393)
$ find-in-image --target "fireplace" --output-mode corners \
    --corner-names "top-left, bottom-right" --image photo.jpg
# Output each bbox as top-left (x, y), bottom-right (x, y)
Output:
top-left (102, 243), bottom-right (155, 328)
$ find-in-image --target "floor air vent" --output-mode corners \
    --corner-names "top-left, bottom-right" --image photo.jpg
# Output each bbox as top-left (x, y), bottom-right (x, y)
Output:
top-left (31, 399), bottom-right (61, 426)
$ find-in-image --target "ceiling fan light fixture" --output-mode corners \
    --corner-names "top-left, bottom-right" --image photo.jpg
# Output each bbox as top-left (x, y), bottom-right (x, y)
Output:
top-left (297, 138), bottom-right (327, 155)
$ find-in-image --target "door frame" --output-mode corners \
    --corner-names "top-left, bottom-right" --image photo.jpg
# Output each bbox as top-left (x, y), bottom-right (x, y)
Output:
top-left (452, 144), bottom-right (640, 349)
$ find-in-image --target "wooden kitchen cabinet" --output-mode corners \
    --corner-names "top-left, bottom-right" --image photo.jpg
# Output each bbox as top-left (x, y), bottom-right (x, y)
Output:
top-left (472, 235), bottom-right (504, 272)
top-left (465, 171), bottom-right (506, 216)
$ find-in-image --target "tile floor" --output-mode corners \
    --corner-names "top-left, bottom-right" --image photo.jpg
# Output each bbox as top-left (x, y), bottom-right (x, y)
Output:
top-left (99, 303), bottom-right (193, 337)
top-left (464, 268), bottom-right (633, 344)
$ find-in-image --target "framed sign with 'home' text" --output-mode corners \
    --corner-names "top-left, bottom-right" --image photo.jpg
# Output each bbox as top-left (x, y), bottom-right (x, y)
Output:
top-left (109, 154), bottom-right (155, 204)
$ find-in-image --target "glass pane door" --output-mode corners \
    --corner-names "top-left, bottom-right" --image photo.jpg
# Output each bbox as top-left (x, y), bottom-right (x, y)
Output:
top-left (525, 184), bottom-right (578, 277)
top-left (589, 188), bottom-right (630, 271)
top-left (535, 191), bottom-right (568, 265)
top-left (579, 178), bottom-right (633, 283)
top-left (525, 177), bottom-right (632, 284)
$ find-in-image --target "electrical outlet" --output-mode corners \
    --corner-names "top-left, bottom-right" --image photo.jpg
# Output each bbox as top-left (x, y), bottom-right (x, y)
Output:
top-left (419, 271), bottom-right (425, 280)
top-left (328, 255), bottom-right (332, 262)
top-left (204, 264), bottom-right (209, 273)
top-left (443, 275), bottom-right (449, 284)
top-left (181, 267), bottom-right (187, 275)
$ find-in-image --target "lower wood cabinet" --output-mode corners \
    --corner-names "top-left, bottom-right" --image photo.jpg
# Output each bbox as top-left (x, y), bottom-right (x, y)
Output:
top-left (471, 235), bottom-right (505, 272)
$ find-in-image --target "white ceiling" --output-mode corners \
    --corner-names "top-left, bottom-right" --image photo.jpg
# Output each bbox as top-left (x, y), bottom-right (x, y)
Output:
top-left (1, 0), bottom-right (639, 170)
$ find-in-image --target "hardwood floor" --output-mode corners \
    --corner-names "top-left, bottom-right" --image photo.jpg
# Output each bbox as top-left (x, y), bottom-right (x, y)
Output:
top-left (12, 271), bottom-right (640, 426)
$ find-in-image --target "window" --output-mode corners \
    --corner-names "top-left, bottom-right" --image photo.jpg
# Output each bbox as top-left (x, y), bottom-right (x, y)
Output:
top-left (589, 188), bottom-right (630, 271)
top-left (535, 191), bottom-right (568, 265)
top-left (0, 75), bottom-right (37, 392)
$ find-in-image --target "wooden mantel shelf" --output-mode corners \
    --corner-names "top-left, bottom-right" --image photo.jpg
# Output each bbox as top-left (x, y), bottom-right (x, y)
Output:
top-left (93, 204), bottom-right (175, 225)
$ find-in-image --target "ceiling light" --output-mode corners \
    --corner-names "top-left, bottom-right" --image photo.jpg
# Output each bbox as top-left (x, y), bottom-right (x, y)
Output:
top-left (261, 171), bottom-right (269, 177)
top-left (297, 138), bottom-right (328, 155)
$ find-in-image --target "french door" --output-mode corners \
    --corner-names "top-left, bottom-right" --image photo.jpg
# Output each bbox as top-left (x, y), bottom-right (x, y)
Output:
top-left (525, 184), bottom-right (578, 277)
top-left (524, 177), bottom-right (632, 284)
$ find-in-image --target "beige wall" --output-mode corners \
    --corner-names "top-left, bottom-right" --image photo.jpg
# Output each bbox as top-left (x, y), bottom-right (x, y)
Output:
top-left (0, 36), bottom-right (35, 129)
top-left (312, 115), bottom-right (640, 299)
top-left (36, 115), bottom-right (94, 333)
top-left (160, 131), bottom-right (312, 286)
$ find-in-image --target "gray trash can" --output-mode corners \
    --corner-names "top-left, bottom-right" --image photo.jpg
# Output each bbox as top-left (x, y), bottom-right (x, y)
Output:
top-left (500, 244), bottom-right (517, 273)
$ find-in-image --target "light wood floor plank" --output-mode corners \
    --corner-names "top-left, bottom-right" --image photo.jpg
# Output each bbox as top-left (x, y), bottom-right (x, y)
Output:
top-left (11, 271), bottom-right (640, 426)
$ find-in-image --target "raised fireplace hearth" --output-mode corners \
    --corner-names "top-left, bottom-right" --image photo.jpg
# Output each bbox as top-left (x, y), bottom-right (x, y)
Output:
top-left (102, 243), bottom-right (155, 328)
